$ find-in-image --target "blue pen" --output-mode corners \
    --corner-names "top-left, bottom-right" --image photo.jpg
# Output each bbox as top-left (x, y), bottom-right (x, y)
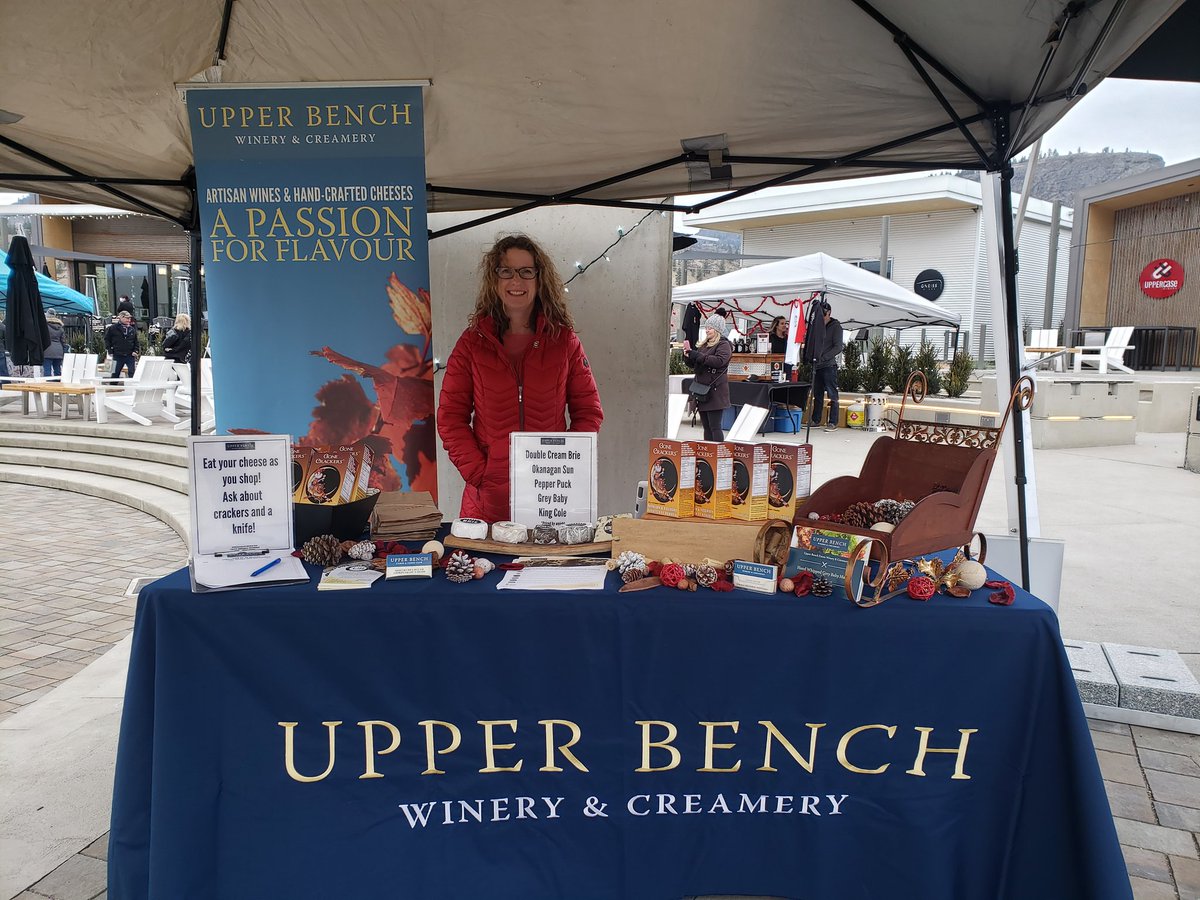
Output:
top-left (250, 558), bottom-right (282, 577)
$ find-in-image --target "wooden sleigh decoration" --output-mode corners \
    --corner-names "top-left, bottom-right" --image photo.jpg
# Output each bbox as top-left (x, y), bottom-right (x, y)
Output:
top-left (795, 370), bottom-right (1035, 607)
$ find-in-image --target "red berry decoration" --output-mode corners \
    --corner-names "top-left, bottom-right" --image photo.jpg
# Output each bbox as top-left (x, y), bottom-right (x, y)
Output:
top-left (710, 579), bottom-right (733, 593)
top-left (793, 570), bottom-right (814, 597)
top-left (907, 575), bottom-right (936, 601)
top-left (647, 560), bottom-right (663, 576)
top-left (659, 563), bottom-right (686, 588)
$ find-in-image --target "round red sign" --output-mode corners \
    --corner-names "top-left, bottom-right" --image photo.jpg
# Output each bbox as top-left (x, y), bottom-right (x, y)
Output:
top-left (1139, 258), bottom-right (1184, 299)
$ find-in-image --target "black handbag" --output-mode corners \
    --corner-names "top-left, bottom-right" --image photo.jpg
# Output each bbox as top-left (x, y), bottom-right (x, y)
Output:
top-left (688, 380), bottom-right (712, 398)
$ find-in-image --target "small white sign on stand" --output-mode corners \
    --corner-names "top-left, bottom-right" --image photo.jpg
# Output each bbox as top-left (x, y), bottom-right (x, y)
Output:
top-left (509, 432), bottom-right (598, 527)
top-left (187, 434), bottom-right (309, 592)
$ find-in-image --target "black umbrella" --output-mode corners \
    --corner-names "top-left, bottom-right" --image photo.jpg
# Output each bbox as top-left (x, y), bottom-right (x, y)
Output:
top-left (4, 236), bottom-right (50, 367)
top-left (140, 276), bottom-right (150, 312)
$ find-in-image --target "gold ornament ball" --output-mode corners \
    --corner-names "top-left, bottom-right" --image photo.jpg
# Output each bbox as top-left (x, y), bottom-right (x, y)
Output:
top-left (870, 521), bottom-right (895, 533)
top-left (779, 577), bottom-right (795, 593)
top-left (957, 560), bottom-right (987, 590)
top-left (422, 540), bottom-right (445, 566)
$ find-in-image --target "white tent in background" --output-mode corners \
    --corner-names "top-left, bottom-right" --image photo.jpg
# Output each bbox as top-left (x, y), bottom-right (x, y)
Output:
top-left (672, 252), bottom-right (960, 331)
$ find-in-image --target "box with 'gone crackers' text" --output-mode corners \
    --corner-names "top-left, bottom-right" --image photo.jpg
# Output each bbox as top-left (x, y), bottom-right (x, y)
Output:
top-left (301, 446), bottom-right (358, 505)
top-left (766, 442), bottom-right (812, 522)
top-left (647, 439), bottom-right (696, 518)
top-left (291, 445), bottom-right (313, 504)
top-left (729, 442), bottom-right (769, 521)
top-left (692, 441), bottom-right (732, 519)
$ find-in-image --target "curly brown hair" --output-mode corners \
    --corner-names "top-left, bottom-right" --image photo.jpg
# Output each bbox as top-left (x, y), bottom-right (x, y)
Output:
top-left (470, 234), bottom-right (574, 338)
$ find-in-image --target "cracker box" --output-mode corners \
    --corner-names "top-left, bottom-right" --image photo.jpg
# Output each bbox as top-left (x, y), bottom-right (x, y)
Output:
top-left (351, 441), bottom-right (375, 501)
top-left (729, 442), bottom-right (769, 521)
top-left (647, 439), bottom-right (696, 518)
top-left (301, 445), bottom-right (358, 505)
top-left (692, 441), bottom-right (732, 519)
top-left (291, 445), bottom-right (314, 504)
top-left (766, 442), bottom-right (813, 521)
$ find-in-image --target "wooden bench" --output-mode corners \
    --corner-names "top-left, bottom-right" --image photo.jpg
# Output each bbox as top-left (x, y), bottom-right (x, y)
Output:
top-left (0, 381), bottom-right (113, 420)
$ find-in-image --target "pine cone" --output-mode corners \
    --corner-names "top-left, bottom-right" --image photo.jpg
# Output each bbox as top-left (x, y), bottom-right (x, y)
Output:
top-left (616, 550), bottom-right (648, 575)
top-left (301, 534), bottom-right (344, 567)
top-left (445, 550), bottom-right (475, 584)
top-left (897, 500), bottom-right (916, 519)
top-left (346, 540), bottom-right (375, 561)
top-left (621, 566), bottom-right (649, 584)
top-left (694, 564), bottom-right (718, 588)
top-left (682, 563), bottom-right (697, 579)
top-left (874, 499), bottom-right (906, 527)
top-left (842, 501), bottom-right (878, 530)
top-left (811, 575), bottom-right (833, 597)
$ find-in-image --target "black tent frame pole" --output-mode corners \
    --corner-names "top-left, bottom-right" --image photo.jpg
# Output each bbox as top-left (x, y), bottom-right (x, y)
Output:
top-left (998, 163), bottom-right (1032, 591)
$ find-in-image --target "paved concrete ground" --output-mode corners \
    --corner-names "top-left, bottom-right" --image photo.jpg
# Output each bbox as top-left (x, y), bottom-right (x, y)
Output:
top-left (2, 424), bottom-right (1199, 898)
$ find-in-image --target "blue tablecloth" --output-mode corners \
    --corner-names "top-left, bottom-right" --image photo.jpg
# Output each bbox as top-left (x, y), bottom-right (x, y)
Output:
top-left (109, 562), bottom-right (1128, 899)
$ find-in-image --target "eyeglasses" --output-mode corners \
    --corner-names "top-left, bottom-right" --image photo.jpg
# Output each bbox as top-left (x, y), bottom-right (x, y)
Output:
top-left (495, 266), bottom-right (538, 280)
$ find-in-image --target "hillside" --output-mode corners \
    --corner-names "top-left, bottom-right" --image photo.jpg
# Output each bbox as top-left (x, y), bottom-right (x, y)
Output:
top-left (956, 150), bottom-right (1165, 205)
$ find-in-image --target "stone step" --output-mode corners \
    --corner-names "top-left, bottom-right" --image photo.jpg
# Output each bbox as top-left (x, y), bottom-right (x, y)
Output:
top-left (0, 446), bottom-right (187, 494)
top-left (1063, 637), bottom-right (1200, 722)
top-left (0, 416), bottom-right (187, 448)
top-left (0, 462), bottom-right (190, 542)
top-left (0, 430), bottom-right (187, 468)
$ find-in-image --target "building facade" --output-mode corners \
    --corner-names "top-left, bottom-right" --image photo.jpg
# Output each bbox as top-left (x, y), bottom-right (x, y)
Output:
top-left (1065, 157), bottom-right (1199, 368)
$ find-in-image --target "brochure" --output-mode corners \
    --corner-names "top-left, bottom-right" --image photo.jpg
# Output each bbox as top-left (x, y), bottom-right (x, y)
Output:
top-left (787, 526), bottom-right (873, 603)
top-left (187, 434), bottom-right (309, 593)
top-left (318, 562), bottom-right (384, 590)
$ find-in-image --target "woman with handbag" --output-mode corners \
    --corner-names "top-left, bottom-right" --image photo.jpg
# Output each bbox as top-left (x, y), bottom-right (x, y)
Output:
top-left (683, 314), bottom-right (732, 441)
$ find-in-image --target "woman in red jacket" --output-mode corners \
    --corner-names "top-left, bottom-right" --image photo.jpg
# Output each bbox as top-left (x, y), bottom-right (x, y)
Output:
top-left (437, 234), bottom-right (604, 521)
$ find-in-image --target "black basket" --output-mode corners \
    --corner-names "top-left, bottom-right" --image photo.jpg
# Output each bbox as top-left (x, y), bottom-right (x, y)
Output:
top-left (293, 490), bottom-right (380, 547)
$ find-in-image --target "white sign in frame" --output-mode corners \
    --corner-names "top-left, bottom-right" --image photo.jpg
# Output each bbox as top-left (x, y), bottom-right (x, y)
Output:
top-left (187, 434), bottom-right (295, 557)
top-left (509, 432), bottom-right (598, 527)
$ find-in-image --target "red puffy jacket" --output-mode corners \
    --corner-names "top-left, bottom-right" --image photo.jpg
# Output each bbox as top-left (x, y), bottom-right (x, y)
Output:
top-left (437, 315), bottom-right (603, 521)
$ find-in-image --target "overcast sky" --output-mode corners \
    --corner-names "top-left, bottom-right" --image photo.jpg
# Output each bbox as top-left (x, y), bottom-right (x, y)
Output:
top-left (1033, 78), bottom-right (1200, 164)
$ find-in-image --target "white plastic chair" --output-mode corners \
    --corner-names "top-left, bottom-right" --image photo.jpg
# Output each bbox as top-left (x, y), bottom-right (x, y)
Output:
top-left (170, 360), bottom-right (217, 433)
top-left (1072, 326), bottom-right (1135, 374)
top-left (94, 357), bottom-right (180, 425)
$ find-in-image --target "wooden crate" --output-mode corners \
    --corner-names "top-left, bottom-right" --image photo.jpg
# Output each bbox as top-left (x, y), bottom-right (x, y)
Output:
top-left (611, 515), bottom-right (762, 562)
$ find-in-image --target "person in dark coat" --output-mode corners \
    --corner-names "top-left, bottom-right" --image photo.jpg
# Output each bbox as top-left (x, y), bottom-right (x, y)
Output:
top-left (808, 302), bottom-right (844, 431)
top-left (162, 313), bottom-right (192, 363)
top-left (43, 311), bottom-right (67, 377)
top-left (683, 313), bottom-right (733, 442)
top-left (115, 295), bottom-right (136, 318)
top-left (105, 310), bottom-right (139, 378)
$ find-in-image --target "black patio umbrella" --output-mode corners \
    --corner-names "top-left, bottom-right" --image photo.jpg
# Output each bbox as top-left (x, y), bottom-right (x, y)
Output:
top-left (139, 276), bottom-right (150, 312)
top-left (4, 235), bottom-right (50, 366)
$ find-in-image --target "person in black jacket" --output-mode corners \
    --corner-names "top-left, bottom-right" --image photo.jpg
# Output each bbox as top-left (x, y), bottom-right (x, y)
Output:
top-left (808, 302), bottom-right (843, 431)
top-left (115, 295), bottom-right (136, 318)
top-left (162, 313), bottom-right (192, 363)
top-left (105, 310), bottom-right (139, 378)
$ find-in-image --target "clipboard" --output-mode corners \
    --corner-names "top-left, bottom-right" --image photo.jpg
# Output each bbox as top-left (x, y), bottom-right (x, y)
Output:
top-left (186, 434), bottom-right (310, 593)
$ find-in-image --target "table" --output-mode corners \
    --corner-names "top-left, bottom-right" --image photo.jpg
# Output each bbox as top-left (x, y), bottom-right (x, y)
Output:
top-left (0, 381), bottom-right (99, 419)
top-left (109, 563), bottom-right (1128, 899)
top-left (683, 377), bottom-right (811, 434)
top-left (1023, 346), bottom-right (1068, 371)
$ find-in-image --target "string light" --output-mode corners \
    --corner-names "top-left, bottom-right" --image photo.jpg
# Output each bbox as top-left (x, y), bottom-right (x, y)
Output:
top-left (564, 198), bottom-right (667, 286)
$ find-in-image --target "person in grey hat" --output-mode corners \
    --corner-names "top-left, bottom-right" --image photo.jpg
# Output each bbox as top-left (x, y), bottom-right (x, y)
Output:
top-left (683, 313), bottom-right (732, 441)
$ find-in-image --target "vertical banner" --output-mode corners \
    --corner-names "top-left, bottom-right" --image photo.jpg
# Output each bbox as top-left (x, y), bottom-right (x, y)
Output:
top-left (187, 85), bottom-right (436, 497)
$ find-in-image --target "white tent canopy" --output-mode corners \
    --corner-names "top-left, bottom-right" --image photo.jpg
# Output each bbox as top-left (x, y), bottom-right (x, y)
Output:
top-left (672, 253), bottom-right (960, 330)
top-left (0, 0), bottom-right (1183, 227)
